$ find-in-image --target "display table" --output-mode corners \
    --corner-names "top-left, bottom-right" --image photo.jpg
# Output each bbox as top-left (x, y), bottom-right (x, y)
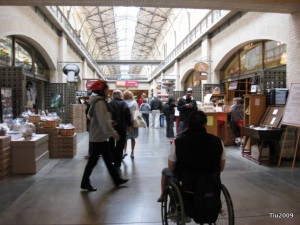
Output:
top-left (11, 134), bottom-right (49, 173)
top-left (241, 106), bottom-right (285, 164)
top-left (241, 127), bottom-right (284, 164)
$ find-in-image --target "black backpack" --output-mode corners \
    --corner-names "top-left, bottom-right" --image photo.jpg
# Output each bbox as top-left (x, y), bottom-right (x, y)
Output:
top-left (163, 103), bottom-right (170, 116)
top-left (183, 171), bottom-right (221, 223)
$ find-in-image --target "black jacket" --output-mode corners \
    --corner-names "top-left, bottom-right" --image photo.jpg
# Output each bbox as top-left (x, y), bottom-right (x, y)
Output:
top-left (177, 96), bottom-right (197, 121)
top-left (175, 128), bottom-right (223, 180)
top-left (150, 98), bottom-right (162, 110)
top-left (108, 99), bottom-right (132, 132)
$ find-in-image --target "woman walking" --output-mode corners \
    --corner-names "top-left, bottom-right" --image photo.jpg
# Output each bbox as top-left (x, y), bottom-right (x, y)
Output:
top-left (80, 80), bottom-right (128, 191)
top-left (123, 90), bottom-right (139, 159)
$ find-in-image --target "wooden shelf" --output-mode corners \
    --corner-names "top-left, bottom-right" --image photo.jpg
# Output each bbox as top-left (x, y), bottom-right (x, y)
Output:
top-left (243, 94), bottom-right (266, 126)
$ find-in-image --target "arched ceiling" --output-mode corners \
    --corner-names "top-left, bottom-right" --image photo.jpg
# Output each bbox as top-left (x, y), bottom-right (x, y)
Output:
top-left (1, 0), bottom-right (300, 80)
top-left (1, 0), bottom-right (300, 13)
top-left (78, 6), bottom-right (172, 80)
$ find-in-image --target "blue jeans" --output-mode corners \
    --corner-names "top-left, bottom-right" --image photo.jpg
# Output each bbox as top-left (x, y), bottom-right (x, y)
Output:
top-left (160, 114), bottom-right (165, 127)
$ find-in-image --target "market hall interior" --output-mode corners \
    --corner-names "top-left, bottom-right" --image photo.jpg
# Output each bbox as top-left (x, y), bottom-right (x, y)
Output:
top-left (0, 128), bottom-right (300, 225)
top-left (1, 0), bottom-right (300, 225)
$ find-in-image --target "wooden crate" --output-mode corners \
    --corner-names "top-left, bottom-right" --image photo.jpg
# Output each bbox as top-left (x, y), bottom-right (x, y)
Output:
top-left (53, 134), bottom-right (77, 158)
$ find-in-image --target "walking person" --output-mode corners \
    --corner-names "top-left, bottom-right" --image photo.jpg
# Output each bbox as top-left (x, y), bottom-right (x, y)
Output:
top-left (177, 88), bottom-right (197, 133)
top-left (123, 90), bottom-right (139, 159)
top-left (80, 80), bottom-right (128, 192)
top-left (138, 93), bottom-right (147, 108)
top-left (139, 99), bottom-right (151, 128)
top-left (108, 90), bottom-right (132, 168)
top-left (150, 95), bottom-right (162, 129)
top-left (164, 97), bottom-right (177, 138)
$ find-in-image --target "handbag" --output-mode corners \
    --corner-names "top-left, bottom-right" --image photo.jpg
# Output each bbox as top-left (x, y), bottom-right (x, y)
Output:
top-left (133, 110), bottom-right (146, 127)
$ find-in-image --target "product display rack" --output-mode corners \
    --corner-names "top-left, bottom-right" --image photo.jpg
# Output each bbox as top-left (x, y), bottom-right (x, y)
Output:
top-left (244, 94), bottom-right (266, 127)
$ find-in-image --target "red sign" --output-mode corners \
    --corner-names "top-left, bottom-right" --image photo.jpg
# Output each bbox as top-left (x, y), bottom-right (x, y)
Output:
top-left (116, 80), bottom-right (139, 87)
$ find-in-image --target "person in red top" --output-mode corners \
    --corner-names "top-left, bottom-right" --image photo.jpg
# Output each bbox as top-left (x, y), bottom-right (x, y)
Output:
top-left (138, 93), bottom-right (147, 108)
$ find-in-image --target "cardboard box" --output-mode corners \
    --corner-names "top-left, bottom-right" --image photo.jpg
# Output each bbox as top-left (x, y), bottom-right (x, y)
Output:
top-left (251, 145), bottom-right (269, 160)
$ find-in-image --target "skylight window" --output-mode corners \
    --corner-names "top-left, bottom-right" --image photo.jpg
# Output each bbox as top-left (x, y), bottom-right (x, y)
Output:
top-left (114, 6), bottom-right (139, 60)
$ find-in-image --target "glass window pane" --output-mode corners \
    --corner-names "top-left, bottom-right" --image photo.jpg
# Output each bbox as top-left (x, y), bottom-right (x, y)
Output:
top-left (224, 54), bottom-right (239, 79)
top-left (264, 40), bottom-right (286, 69)
top-left (240, 43), bottom-right (262, 74)
top-left (15, 40), bottom-right (33, 72)
top-left (0, 37), bottom-right (13, 66)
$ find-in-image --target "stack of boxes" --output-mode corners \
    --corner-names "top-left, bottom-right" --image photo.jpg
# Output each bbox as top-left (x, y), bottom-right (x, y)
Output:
top-left (0, 136), bottom-right (11, 178)
top-left (36, 126), bottom-right (59, 158)
top-left (36, 126), bottom-right (77, 158)
top-left (58, 133), bottom-right (77, 158)
top-left (67, 104), bottom-right (87, 133)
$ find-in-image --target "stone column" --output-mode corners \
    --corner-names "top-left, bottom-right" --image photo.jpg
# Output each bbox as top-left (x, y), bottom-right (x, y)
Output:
top-left (287, 12), bottom-right (300, 86)
top-left (55, 33), bottom-right (67, 83)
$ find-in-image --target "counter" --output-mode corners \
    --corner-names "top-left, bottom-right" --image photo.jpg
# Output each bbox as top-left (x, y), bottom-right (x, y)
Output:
top-left (204, 112), bottom-right (235, 145)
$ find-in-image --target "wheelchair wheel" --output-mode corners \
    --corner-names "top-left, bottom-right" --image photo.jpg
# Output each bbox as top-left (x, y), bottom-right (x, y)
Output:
top-left (161, 181), bottom-right (186, 225)
top-left (215, 184), bottom-right (235, 225)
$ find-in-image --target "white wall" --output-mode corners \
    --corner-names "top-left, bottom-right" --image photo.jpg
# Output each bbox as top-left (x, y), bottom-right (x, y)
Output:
top-left (0, 6), bottom-right (58, 71)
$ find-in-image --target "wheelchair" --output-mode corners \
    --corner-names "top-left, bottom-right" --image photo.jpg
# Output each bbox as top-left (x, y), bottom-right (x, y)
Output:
top-left (161, 179), bottom-right (234, 225)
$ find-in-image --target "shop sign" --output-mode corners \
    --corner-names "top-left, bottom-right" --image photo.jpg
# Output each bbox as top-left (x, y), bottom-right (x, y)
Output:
top-left (116, 80), bottom-right (139, 87)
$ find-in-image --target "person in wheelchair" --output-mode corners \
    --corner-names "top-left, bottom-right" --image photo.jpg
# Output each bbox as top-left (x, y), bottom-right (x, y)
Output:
top-left (157, 110), bottom-right (226, 222)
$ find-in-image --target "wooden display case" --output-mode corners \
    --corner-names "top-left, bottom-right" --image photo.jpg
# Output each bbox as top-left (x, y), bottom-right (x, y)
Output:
top-left (244, 94), bottom-right (266, 126)
top-left (241, 106), bottom-right (285, 164)
top-left (11, 134), bottom-right (49, 173)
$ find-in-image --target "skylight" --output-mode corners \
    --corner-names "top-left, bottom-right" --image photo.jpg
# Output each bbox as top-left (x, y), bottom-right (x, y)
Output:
top-left (114, 6), bottom-right (139, 78)
top-left (114, 6), bottom-right (139, 59)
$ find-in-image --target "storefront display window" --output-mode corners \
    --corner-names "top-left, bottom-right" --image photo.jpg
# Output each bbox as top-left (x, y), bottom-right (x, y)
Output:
top-left (264, 40), bottom-right (286, 69)
top-left (0, 37), bottom-right (12, 66)
top-left (222, 40), bottom-right (286, 81)
top-left (15, 40), bottom-right (33, 72)
top-left (0, 37), bottom-right (49, 80)
top-left (34, 51), bottom-right (48, 78)
top-left (240, 42), bottom-right (262, 74)
top-left (224, 54), bottom-right (239, 79)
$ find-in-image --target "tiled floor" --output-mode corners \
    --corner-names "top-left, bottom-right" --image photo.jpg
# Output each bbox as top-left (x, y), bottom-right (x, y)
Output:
top-left (0, 127), bottom-right (300, 224)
